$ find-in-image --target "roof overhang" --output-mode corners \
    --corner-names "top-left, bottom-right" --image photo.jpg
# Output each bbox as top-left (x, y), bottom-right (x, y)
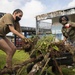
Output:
top-left (36, 7), bottom-right (75, 21)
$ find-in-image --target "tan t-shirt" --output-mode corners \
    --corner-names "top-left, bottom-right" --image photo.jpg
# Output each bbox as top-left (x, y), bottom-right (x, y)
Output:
top-left (0, 13), bottom-right (22, 36)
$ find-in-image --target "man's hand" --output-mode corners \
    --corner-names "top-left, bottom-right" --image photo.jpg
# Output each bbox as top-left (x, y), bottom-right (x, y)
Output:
top-left (65, 24), bottom-right (70, 28)
top-left (22, 37), bottom-right (33, 43)
top-left (22, 37), bottom-right (33, 52)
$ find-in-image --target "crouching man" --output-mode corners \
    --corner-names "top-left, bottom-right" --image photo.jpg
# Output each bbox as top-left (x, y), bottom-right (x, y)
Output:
top-left (0, 9), bottom-right (29, 70)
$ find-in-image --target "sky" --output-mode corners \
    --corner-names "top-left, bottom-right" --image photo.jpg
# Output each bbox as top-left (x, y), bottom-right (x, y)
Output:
top-left (0, 0), bottom-right (75, 28)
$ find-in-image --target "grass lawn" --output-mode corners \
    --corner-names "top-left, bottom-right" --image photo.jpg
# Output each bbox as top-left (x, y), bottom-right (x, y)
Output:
top-left (0, 50), bottom-right (75, 75)
top-left (0, 50), bottom-right (30, 69)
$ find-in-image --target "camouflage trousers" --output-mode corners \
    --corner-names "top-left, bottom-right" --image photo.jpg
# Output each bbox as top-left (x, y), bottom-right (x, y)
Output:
top-left (66, 40), bottom-right (75, 47)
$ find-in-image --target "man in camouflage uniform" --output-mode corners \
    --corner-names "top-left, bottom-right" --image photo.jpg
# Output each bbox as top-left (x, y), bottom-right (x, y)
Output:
top-left (59, 15), bottom-right (75, 46)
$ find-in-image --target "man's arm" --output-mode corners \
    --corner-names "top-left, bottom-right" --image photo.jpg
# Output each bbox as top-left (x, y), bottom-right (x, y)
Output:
top-left (9, 25), bottom-right (25, 39)
top-left (15, 22), bottom-right (22, 33)
top-left (63, 37), bottom-right (67, 42)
